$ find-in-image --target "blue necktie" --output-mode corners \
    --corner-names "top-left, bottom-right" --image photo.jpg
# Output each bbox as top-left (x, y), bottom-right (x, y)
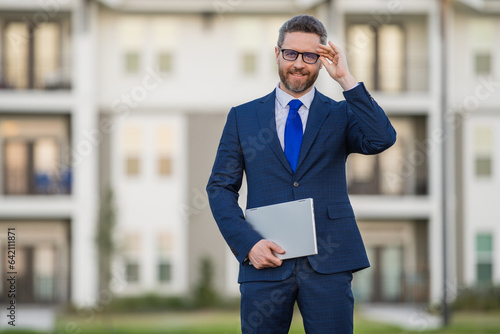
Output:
top-left (284, 99), bottom-right (303, 173)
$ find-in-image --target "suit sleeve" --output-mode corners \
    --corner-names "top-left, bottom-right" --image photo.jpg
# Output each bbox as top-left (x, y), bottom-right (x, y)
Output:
top-left (206, 108), bottom-right (263, 264)
top-left (343, 82), bottom-right (397, 155)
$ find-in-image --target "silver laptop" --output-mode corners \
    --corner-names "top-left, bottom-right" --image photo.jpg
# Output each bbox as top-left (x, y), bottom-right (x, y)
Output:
top-left (245, 198), bottom-right (317, 260)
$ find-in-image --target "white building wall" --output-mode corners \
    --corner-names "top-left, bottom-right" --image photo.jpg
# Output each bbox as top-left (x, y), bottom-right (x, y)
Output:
top-left (463, 116), bottom-right (500, 285)
top-left (97, 10), bottom-right (288, 113)
top-left (111, 114), bottom-right (188, 294)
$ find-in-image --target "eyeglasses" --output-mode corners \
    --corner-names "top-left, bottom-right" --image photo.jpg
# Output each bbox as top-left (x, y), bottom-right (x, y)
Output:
top-left (278, 47), bottom-right (320, 64)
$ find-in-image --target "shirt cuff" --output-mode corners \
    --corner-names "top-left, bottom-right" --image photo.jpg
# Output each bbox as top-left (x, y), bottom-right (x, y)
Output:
top-left (344, 82), bottom-right (360, 91)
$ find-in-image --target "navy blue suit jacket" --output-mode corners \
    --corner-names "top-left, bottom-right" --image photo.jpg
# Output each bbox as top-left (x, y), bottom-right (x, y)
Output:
top-left (207, 83), bottom-right (396, 283)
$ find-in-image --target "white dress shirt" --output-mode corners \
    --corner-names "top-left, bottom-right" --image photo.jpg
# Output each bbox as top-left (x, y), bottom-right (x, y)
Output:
top-left (275, 84), bottom-right (315, 150)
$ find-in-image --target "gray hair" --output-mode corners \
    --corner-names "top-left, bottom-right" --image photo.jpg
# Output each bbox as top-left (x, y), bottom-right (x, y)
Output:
top-left (277, 15), bottom-right (327, 48)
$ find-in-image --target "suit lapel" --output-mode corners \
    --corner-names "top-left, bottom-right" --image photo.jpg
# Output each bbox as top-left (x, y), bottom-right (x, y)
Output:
top-left (256, 90), bottom-right (293, 174)
top-left (296, 91), bottom-right (330, 172)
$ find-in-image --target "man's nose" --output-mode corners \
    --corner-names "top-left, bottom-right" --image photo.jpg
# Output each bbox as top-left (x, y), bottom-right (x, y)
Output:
top-left (293, 55), bottom-right (306, 68)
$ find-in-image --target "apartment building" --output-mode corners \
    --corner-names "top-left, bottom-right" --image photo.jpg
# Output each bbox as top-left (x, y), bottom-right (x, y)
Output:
top-left (0, 0), bottom-right (498, 308)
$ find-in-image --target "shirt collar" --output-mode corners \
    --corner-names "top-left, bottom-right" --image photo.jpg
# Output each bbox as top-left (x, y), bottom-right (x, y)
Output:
top-left (275, 83), bottom-right (315, 110)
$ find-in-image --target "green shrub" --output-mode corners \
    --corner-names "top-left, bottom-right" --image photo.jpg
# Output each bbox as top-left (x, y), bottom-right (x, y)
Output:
top-left (452, 285), bottom-right (500, 311)
top-left (193, 256), bottom-right (220, 308)
top-left (102, 293), bottom-right (192, 312)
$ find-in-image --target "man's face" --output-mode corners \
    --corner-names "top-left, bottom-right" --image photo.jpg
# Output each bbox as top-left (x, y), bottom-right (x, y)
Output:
top-left (275, 31), bottom-right (322, 97)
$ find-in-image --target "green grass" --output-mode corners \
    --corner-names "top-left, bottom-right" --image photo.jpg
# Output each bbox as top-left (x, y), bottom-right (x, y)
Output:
top-left (1, 310), bottom-right (500, 334)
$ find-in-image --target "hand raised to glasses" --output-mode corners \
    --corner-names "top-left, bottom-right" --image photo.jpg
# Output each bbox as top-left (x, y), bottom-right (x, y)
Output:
top-left (317, 41), bottom-right (357, 91)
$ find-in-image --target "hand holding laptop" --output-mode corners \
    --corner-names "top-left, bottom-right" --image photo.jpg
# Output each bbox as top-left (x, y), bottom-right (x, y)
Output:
top-left (248, 240), bottom-right (286, 269)
top-left (245, 198), bottom-right (318, 268)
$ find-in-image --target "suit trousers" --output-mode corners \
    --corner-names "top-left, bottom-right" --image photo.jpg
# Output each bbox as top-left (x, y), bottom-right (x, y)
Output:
top-left (240, 257), bottom-right (354, 334)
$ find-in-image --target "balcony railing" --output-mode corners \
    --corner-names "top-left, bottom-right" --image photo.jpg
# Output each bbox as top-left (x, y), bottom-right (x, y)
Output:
top-left (0, 68), bottom-right (71, 91)
top-left (351, 64), bottom-right (429, 93)
top-left (5, 169), bottom-right (72, 195)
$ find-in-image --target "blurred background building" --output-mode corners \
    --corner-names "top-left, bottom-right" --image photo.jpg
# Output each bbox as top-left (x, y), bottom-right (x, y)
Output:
top-left (0, 0), bottom-right (498, 311)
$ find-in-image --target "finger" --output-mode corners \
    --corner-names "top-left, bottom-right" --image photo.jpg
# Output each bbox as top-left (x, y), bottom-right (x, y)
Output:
top-left (317, 43), bottom-right (332, 51)
top-left (318, 42), bottom-right (337, 54)
top-left (320, 56), bottom-right (328, 67)
top-left (255, 255), bottom-right (282, 269)
top-left (318, 53), bottom-right (334, 65)
top-left (317, 46), bottom-right (337, 60)
top-left (328, 41), bottom-right (342, 54)
top-left (270, 242), bottom-right (285, 254)
top-left (256, 256), bottom-right (277, 269)
top-left (317, 49), bottom-right (333, 56)
top-left (317, 47), bottom-right (334, 57)
top-left (319, 56), bottom-right (330, 67)
top-left (268, 255), bottom-right (282, 267)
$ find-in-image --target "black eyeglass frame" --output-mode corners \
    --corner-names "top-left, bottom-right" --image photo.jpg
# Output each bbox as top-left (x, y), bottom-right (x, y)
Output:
top-left (278, 47), bottom-right (321, 64)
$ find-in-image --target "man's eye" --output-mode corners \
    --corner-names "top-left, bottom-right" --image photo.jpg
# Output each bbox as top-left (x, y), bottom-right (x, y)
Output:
top-left (304, 53), bottom-right (318, 62)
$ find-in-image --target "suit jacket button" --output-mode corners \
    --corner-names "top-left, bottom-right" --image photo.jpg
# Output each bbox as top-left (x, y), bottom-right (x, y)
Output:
top-left (293, 182), bottom-right (299, 187)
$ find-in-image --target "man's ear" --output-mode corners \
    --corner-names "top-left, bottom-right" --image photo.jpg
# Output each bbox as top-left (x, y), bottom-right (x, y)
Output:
top-left (275, 46), bottom-right (280, 64)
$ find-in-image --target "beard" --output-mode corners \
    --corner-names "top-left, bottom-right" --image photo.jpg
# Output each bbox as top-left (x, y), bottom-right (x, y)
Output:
top-left (278, 65), bottom-right (319, 95)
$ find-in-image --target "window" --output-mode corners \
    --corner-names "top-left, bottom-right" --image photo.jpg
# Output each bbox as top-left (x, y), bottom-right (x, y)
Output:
top-left (0, 221), bottom-right (69, 303)
top-left (122, 126), bottom-right (142, 176)
top-left (158, 157), bottom-right (172, 176)
top-left (378, 25), bottom-right (405, 92)
top-left (381, 246), bottom-right (403, 301)
top-left (156, 126), bottom-right (175, 177)
top-left (235, 19), bottom-right (260, 76)
top-left (243, 52), bottom-right (256, 75)
top-left (157, 232), bottom-right (173, 283)
top-left (476, 233), bottom-right (493, 285)
top-left (352, 244), bottom-right (406, 302)
top-left (158, 262), bottom-right (172, 282)
top-left (122, 233), bottom-right (141, 284)
top-left (475, 52), bottom-right (492, 75)
top-left (4, 22), bottom-right (29, 89)
top-left (125, 262), bottom-right (140, 283)
top-left (125, 52), bottom-right (140, 74)
top-left (35, 23), bottom-right (61, 89)
top-left (476, 157), bottom-right (492, 177)
top-left (158, 53), bottom-right (173, 73)
top-left (126, 157), bottom-right (140, 176)
top-left (347, 24), bottom-right (405, 92)
top-left (1, 19), bottom-right (70, 90)
top-left (119, 17), bottom-right (144, 75)
top-left (471, 19), bottom-right (494, 78)
top-left (34, 245), bottom-right (56, 302)
top-left (474, 126), bottom-right (493, 178)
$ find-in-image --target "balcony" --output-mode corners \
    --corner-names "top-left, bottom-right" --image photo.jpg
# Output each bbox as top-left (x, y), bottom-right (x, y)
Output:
top-left (347, 116), bottom-right (429, 197)
top-left (0, 115), bottom-right (72, 197)
top-left (346, 16), bottom-right (430, 97)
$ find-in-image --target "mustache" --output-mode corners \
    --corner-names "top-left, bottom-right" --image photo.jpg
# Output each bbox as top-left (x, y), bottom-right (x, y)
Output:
top-left (289, 70), bottom-right (309, 75)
